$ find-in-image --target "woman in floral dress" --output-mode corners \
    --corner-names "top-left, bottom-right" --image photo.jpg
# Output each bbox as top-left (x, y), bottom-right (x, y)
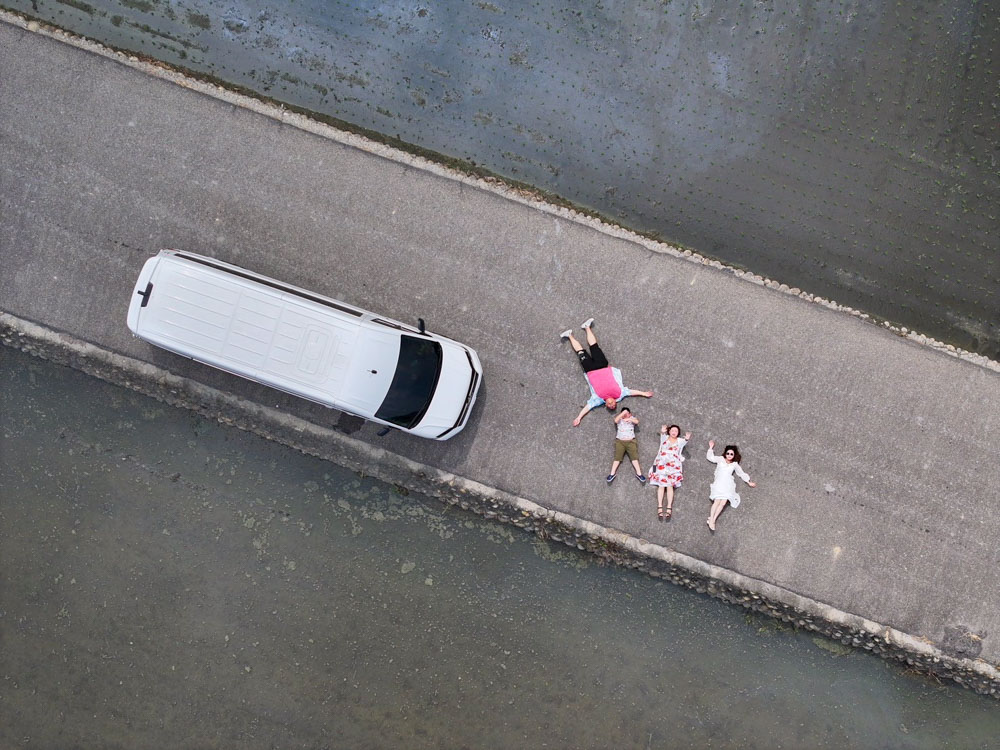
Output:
top-left (648, 424), bottom-right (691, 520)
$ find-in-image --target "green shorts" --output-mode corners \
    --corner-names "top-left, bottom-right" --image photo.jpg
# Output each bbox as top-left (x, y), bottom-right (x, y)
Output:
top-left (614, 438), bottom-right (638, 462)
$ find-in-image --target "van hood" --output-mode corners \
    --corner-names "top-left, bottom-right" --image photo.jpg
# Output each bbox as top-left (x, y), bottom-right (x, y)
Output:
top-left (409, 341), bottom-right (477, 439)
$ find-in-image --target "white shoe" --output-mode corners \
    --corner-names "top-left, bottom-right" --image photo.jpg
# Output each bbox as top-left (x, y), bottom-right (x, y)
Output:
top-left (559, 329), bottom-right (573, 340)
top-left (580, 317), bottom-right (594, 330)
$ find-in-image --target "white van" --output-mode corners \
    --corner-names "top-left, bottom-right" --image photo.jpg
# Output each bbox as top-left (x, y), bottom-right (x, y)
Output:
top-left (126, 250), bottom-right (482, 440)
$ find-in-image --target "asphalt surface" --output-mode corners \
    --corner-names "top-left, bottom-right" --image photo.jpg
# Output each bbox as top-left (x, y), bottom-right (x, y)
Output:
top-left (2, 19), bottom-right (1000, 673)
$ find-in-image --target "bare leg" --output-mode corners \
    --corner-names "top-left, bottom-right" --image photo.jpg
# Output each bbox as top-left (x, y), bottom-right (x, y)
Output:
top-left (656, 486), bottom-right (665, 516)
top-left (584, 325), bottom-right (597, 347)
top-left (609, 459), bottom-right (621, 476)
top-left (630, 459), bottom-right (643, 476)
top-left (707, 498), bottom-right (727, 530)
top-left (666, 484), bottom-right (675, 512)
top-left (566, 332), bottom-right (584, 353)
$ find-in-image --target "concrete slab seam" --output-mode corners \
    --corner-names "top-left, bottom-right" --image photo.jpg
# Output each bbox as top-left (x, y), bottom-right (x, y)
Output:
top-left (2, 310), bottom-right (997, 697)
top-left (2, 10), bottom-right (997, 375)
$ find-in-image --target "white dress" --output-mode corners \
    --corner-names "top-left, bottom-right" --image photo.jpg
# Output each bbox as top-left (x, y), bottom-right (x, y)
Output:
top-left (707, 448), bottom-right (751, 508)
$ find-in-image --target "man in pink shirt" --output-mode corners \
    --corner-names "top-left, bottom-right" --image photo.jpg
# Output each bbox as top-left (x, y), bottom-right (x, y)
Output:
top-left (560, 317), bottom-right (653, 426)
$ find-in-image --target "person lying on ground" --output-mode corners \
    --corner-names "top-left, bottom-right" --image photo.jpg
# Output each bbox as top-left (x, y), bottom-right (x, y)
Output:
top-left (649, 424), bottom-right (692, 521)
top-left (607, 407), bottom-right (646, 484)
top-left (560, 317), bottom-right (653, 426)
top-left (706, 440), bottom-right (756, 532)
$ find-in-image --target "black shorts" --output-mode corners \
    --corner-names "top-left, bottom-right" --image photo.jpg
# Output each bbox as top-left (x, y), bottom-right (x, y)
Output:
top-left (577, 344), bottom-right (609, 373)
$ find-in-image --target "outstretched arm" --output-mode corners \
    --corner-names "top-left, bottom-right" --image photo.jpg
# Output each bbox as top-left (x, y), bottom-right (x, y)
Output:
top-left (706, 441), bottom-right (719, 463)
top-left (573, 405), bottom-right (595, 426)
top-left (735, 464), bottom-right (756, 487)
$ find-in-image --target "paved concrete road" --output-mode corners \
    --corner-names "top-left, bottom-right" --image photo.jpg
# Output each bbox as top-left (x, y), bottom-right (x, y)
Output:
top-left (2, 21), bottom-right (999, 671)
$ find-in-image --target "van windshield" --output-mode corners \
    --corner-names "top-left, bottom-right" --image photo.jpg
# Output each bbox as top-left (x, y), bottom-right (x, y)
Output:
top-left (375, 335), bottom-right (443, 428)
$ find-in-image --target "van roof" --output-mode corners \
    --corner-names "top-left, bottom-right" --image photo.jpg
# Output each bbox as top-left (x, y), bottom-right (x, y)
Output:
top-left (134, 251), bottom-right (398, 407)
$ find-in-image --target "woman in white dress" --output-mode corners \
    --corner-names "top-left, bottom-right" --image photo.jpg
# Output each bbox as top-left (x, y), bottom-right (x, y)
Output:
top-left (706, 440), bottom-right (756, 531)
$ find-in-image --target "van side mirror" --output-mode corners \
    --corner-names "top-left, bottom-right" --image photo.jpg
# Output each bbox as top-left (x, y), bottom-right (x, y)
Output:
top-left (417, 318), bottom-right (426, 334)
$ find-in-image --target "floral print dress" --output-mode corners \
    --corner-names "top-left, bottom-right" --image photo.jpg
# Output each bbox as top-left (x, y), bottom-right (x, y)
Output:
top-left (649, 436), bottom-right (687, 488)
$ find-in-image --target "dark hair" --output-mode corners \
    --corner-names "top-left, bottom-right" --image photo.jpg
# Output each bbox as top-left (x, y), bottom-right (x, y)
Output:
top-left (667, 424), bottom-right (681, 436)
top-left (723, 445), bottom-right (741, 463)
top-left (619, 406), bottom-right (631, 414)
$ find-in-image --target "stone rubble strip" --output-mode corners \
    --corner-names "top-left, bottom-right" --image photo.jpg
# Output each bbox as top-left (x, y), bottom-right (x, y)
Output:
top-left (3, 8), bottom-right (997, 374)
top-left (2, 310), bottom-right (998, 697)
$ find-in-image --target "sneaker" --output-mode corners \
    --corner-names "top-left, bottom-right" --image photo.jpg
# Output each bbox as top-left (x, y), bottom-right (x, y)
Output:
top-left (580, 317), bottom-right (595, 330)
top-left (636, 473), bottom-right (647, 483)
top-left (606, 474), bottom-right (616, 484)
top-left (559, 329), bottom-right (573, 340)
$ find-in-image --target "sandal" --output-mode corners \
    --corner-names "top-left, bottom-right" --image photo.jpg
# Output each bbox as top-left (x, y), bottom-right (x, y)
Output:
top-left (664, 506), bottom-right (672, 520)
top-left (657, 506), bottom-right (664, 521)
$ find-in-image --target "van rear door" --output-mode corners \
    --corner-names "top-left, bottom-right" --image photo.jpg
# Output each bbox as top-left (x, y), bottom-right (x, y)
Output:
top-left (126, 255), bottom-right (160, 334)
